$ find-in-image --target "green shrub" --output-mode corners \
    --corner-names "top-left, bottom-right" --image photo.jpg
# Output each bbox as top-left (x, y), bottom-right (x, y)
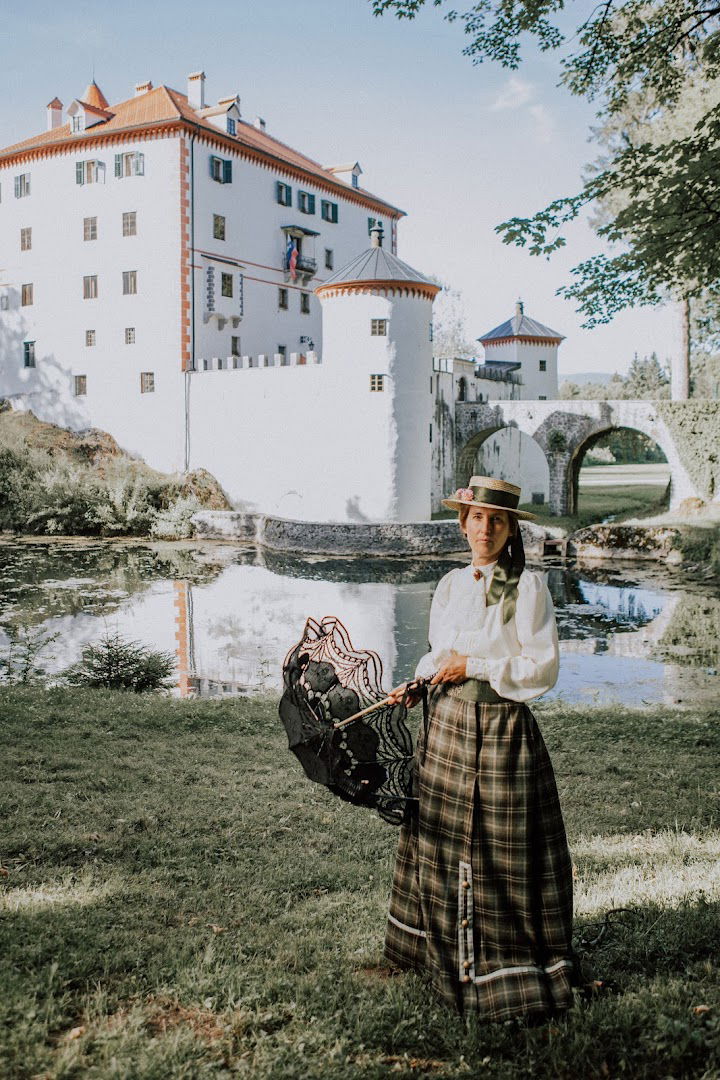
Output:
top-left (0, 624), bottom-right (58, 685)
top-left (150, 495), bottom-right (203, 539)
top-left (64, 632), bottom-right (176, 692)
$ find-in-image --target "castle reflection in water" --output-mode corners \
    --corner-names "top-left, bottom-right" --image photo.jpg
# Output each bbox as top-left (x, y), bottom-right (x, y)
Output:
top-left (0, 542), bottom-right (717, 707)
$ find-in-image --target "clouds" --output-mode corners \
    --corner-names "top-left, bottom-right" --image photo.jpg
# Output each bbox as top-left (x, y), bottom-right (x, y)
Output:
top-left (489, 76), bottom-right (535, 112)
top-left (489, 77), bottom-right (556, 144)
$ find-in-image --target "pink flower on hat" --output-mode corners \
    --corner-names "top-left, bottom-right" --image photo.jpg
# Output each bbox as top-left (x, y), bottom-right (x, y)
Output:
top-left (455, 488), bottom-right (474, 502)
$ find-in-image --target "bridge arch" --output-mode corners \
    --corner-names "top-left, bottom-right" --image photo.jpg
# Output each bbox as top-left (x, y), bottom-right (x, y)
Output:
top-left (565, 425), bottom-right (670, 516)
top-left (453, 400), bottom-right (699, 516)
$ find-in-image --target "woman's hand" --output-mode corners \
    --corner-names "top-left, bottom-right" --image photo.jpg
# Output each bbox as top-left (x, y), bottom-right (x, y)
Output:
top-left (386, 682), bottom-right (422, 708)
top-left (430, 652), bottom-right (468, 685)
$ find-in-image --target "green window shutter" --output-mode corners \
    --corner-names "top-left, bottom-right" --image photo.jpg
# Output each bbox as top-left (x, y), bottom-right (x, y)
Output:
top-left (223, 159), bottom-right (232, 184)
top-left (76, 162), bottom-right (84, 185)
top-left (308, 194), bottom-right (315, 214)
top-left (332, 203), bottom-right (338, 223)
top-left (115, 154), bottom-right (122, 178)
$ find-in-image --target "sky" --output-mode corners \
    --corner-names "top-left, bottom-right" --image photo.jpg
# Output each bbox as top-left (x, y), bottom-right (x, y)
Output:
top-left (1, 0), bottom-right (679, 378)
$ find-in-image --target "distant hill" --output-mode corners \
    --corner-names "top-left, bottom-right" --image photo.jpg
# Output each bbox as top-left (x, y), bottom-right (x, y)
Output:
top-left (559, 371), bottom-right (618, 386)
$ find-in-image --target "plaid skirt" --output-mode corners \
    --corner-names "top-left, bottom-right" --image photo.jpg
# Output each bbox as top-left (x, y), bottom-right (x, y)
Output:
top-left (384, 686), bottom-right (575, 1019)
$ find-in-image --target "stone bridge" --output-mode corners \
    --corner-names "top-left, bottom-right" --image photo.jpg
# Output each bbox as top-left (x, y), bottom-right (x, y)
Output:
top-left (454, 399), bottom-right (699, 515)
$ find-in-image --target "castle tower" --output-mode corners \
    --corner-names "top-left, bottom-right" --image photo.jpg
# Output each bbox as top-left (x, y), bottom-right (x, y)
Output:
top-left (478, 300), bottom-right (564, 401)
top-left (316, 225), bottom-right (440, 521)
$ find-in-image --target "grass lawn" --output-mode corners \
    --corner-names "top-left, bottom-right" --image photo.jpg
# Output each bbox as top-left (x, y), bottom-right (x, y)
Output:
top-left (1, 688), bottom-right (719, 1079)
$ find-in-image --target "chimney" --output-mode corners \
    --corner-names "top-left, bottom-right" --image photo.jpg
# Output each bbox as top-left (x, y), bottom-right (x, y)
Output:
top-left (370, 222), bottom-right (384, 248)
top-left (46, 97), bottom-right (63, 131)
top-left (254, 117), bottom-right (266, 132)
top-left (187, 71), bottom-right (206, 110)
top-left (515, 298), bottom-right (524, 320)
top-left (135, 80), bottom-right (153, 96)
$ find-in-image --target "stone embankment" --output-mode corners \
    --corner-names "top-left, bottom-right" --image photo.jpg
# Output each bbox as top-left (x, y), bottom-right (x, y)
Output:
top-left (568, 525), bottom-right (686, 563)
top-left (191, 511), bottom-right (558, 558)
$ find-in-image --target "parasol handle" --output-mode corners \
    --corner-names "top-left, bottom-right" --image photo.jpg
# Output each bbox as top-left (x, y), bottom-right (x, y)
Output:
top-left (334, 677), bottom-right (432, 729)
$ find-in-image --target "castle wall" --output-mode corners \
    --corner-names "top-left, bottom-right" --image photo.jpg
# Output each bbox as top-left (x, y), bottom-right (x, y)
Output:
top-left (0, 136), bottom-right (187, 473)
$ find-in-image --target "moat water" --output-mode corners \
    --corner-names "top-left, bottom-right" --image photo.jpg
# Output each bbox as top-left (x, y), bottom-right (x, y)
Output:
top-left (1, 538), bottom-right (718, 707)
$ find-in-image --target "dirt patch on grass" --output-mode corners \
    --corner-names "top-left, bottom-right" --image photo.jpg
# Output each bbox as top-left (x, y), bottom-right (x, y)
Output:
top-left (144, 995), bottom-right (227, 1042)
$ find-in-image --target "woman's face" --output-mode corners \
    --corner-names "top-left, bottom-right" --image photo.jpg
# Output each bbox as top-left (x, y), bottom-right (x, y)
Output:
top-left (462, 506), bottom-right (512, 565)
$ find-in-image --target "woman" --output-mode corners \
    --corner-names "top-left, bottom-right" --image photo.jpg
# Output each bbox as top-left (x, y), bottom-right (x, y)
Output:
top-left (384, 475), bottom-right (575, 1022)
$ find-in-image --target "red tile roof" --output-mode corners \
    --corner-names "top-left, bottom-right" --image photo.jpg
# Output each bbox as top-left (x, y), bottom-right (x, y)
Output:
top-left (82, 81), bottom-right (110, 110)
top-left (0, 83), bottom-right (404, 217)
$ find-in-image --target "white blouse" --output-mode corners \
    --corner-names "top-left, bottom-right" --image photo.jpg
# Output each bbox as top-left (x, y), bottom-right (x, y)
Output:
top-left (414, 562), bottom-right (559, 702)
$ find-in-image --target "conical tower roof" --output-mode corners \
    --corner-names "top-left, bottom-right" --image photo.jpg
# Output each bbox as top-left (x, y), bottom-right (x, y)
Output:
top-left (479, 300), bottom-right (564, 345)
top-left (316, 224), bottom-right (439, 299)
top-left (81, 80), bottom-right (110, 110)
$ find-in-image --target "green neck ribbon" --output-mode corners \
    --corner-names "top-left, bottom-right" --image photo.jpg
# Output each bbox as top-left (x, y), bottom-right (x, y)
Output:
top-left (485, 527), bottom-right (525, 624)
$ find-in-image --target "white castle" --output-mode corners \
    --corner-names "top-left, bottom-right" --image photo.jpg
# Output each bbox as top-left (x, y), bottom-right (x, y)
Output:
top-left (0, 72), bottom-right (563, 522)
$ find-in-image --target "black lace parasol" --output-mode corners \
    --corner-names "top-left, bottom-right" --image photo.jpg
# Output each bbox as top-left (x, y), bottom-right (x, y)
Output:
top-left (278, 616), bottom-right (428, 825)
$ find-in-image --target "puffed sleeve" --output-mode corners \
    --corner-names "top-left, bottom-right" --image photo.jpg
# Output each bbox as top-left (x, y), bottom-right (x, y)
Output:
top-left (465, 572), bottom-right (559, 702)
top-left (414, 570), bottom-right (457, 679)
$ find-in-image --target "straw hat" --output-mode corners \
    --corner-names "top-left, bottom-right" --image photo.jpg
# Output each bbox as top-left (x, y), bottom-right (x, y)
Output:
top-left (441, 475), bottom-right (536, 521)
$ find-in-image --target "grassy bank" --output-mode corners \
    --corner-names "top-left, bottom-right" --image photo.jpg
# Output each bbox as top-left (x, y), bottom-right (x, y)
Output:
top-left (0, 410), bottom-right (229, 538)
top-left (1, 688), bottom-right (719, 1079)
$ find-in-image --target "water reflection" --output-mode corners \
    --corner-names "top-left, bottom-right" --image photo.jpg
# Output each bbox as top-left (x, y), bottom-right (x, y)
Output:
top-left (1, 540), bottom-right (718, 707)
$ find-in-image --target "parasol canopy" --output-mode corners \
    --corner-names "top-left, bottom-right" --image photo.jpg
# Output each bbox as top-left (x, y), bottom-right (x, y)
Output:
top-left (278, 616), bottom-right (427, 825)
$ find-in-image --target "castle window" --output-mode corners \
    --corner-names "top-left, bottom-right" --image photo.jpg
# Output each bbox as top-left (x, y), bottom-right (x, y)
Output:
top-left (86, 330), bottom-right (96, 346)
top-left (371, 318), bottom-right (387, 336)
top-left (539, 360), bottom-right (547, 372)
top-left (221, 272), bottom-right (233, 298)
top-left (278, 287), bottom-right (288, 310)
top-left (72, 115), bottom-right (84, 133)
top-left (76, 160), bottom-right (105, 185)
top-left (83, 216), bottom-right (97, 241)
top-left (370, 374), bottom-right (385, 391)
top-left (14, 173), bottom-right (31, 198)
top-left (227, 117), bottom-right (236, 135)
top-left (140, 372), bottom-right (155, 394)
top-left (74, 375), bottom-right (87, 396)
top-left (213, 214), bottom-right (226, 241)
top-left (300, 291), bottom-right (310, 314)
top-left (539, 394), bottom-right (547, 400)
top-left (20, 227), bottom-right (31, 251)
top-left (83, 275), bottom-right (98, 299)
top-left (324, 248), bottom-right (334, 270)
top-left (122, 211), bottom-right (137, 237)
top-left (23, 341), bottom-right (36, 368)
top-left (278, 345), bottom-right (287, 364)
top-left (457, 376), bottom-right (467, 402)
top-left (210, 155), bottom-right (232, 183)
top-left (125, 327), bottom-right (135, 344)
top-left (231, 336), bottom-right (240, 356)
top-left (115, 152), bottom-right (145, 178)
top-left (276, 181), bottom-right (292, 206)
top-left (298, 190), bottom-right (316, 214)
top-left (429, 424), bottom-right (433, 443)
top-left (321, 200), bottom-right (338, 223)
top-left (122, 270), bottom-right (137, 295)
top-left (21, 283), bottom-right (33, 306)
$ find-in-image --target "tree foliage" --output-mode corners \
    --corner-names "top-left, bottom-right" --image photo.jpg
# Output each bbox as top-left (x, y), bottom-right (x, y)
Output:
top-left (560, 352), bottom-right (670, 399)
top-left (372, 0), bottom-right (720, 327)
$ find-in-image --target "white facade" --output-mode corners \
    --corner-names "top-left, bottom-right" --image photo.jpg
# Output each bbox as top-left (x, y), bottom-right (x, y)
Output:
top-left (0, 74), bottom-right (404, 484)
top-left (481, 339), bottom-right (559, 400)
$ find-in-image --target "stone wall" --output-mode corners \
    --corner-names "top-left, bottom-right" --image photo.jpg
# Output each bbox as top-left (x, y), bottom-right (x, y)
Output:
top-left (192, 510), bottom-right (553, 558)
